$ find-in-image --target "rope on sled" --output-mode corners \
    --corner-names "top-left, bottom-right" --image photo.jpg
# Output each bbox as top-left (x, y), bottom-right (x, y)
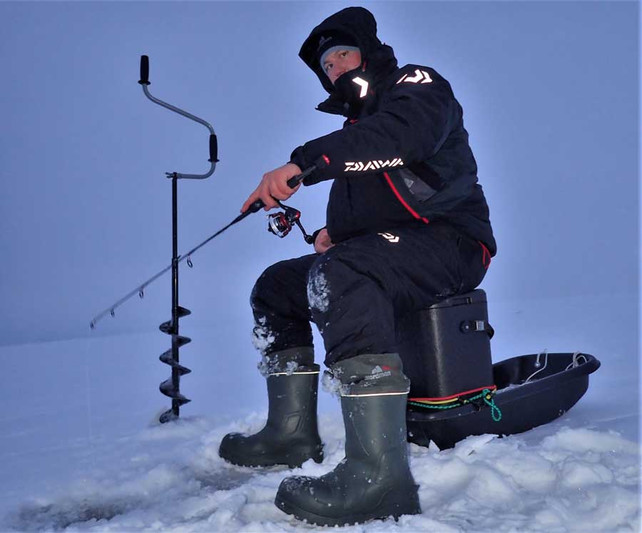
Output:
top-left (408, 386), bottom-right (502, 422)
top-left (482, 389), bottom-right (502, 422)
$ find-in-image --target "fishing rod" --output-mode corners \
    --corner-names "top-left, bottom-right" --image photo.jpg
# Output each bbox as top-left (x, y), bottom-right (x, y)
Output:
top-left (89, 166), bottom-right (318, 331)
top-left (90, 55), bottom-right (320, 423)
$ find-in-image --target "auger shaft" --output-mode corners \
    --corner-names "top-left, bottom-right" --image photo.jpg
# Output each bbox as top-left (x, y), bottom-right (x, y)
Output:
top-left (90, 53), bottom-right (325, 423)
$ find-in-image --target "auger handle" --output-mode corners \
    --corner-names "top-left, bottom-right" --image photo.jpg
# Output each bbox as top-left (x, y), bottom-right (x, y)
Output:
top-left (139, 55), bottom-right (150, 86)
top-left (209, 134), bottom-right (218, 163)
top-left (138, 54), bottom-right (217, 179)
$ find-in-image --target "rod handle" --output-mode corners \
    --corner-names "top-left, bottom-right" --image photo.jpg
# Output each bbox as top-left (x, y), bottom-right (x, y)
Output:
top-left (139, 55), bottom-right (150, 85)
top-left (245, 199), bottom-right (265, 213)
top-left (243, 161), bottom-right (325, 214)
top-left (249, 167), bottom-right (317, 212)
top-left (286, 173), bottom-right (306, 189)
top-left (286, 156), bottom-right (328, 188)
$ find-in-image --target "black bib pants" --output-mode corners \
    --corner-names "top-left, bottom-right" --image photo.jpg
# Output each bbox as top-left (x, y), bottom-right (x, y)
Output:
top-left (250, 221), bottom-right (489, 367)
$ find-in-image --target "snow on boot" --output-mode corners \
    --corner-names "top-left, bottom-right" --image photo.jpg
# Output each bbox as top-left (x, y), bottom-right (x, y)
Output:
top-left (219, 348), bottom-right (323, 468)
top-left (274, 353), bottom-right (421, 526)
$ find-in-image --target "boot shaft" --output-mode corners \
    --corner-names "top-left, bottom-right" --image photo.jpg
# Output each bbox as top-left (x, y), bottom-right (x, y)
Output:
top-left (341, 394), bottom-right (410, 464)
top-left (335, 353), bottom-right (414, 480)
top-left (219, 359), bottom-right (324, 468)
top-left (265, 366), bottom-right (321, 435)
top-left (330, 352), bottom-right (411, 397)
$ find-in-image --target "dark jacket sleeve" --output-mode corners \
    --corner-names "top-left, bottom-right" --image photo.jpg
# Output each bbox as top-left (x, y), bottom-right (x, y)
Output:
top-left (291, 66), bottom-right (458, 185)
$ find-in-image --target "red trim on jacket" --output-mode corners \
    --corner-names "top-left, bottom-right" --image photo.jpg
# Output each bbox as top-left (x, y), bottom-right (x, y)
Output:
top-left (479, 241), bottom-right (491, 269)
top-left (383, 172), bottom-right (430, 224)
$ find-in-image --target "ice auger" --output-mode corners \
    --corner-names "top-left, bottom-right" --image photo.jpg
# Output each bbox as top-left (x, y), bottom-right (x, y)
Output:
top-left (140, 55), bottom-right (217, 422)
top-left (90, 56), bottom-right (319, 423)
top-left (90, 55), bottom-right (217, 422)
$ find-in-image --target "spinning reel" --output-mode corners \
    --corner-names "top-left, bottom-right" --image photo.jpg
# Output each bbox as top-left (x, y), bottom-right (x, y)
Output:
top-left (267, 200), bottom-right (315, 244)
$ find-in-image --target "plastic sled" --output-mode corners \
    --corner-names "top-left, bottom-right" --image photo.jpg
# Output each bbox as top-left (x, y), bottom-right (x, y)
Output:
top-left (396, 289), bottom-right (601, 449)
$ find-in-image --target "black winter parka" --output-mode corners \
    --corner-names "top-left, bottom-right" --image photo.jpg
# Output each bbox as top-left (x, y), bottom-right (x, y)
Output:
top-left (290, 7), bottom-right (496, 256)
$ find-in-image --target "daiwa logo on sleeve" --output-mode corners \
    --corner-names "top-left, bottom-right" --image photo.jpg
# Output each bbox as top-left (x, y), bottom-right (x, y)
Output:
top-left (344, 158), bottom-right (404, 172)
top-left (397, 69), bottom-right (433, 84)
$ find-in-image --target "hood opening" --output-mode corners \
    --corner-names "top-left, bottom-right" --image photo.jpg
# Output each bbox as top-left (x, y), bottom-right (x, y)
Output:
top-left (299, 7), bottom-right (386, 95)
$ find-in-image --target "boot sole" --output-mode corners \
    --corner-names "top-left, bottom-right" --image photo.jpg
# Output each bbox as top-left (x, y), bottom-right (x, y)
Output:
top-left (275, 488), bottom-right (421, 527)
top-left (220, 446), bottom-right (324, 469)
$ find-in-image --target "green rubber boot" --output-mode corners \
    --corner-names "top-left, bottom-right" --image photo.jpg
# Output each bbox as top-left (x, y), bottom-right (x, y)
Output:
top-left (219, 348), bottom-right (323, 468)
top-left (274, 353), bottom-right (421, 526)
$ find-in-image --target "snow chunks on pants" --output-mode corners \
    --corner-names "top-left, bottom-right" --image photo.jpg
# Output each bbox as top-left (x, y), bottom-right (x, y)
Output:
top-left (250, 221), bottom-right (487, 366)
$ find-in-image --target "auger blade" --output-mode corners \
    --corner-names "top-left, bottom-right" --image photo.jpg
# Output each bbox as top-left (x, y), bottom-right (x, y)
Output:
top-left (158, 351), bottom-right (192, 375)
top-left (159, 379), bottom-right (192, 403)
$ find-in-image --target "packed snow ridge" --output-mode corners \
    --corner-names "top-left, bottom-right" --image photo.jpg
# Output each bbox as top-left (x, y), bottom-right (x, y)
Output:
top-left (3, 414), bottom-right (639, 532)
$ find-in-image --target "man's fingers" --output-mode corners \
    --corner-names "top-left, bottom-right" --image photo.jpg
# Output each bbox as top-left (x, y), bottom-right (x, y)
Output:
top-left (241, 196), bottom-right (255, 213)
top-left (242, 164), bottom-right (301, 213)
top-left (262, 196), bottom-right (278, 210)
top-left (241, 187), bottom-right (261, 212)
top-left (242, 186), bottom-right (267, 213)
top-left (276, 179), bottom-right (300, 196)
top-left (270, 190), bottom-right (291, 201)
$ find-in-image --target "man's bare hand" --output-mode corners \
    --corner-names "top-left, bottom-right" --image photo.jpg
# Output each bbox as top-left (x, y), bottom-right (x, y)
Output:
top-left (314, 228), bottom-right (334, 253)
top-left (241, 163), bottom-right (303, 213)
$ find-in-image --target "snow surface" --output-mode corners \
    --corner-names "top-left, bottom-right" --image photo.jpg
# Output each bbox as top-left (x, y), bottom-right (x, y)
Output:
top-left (1, 294), bottom-right (640, 532)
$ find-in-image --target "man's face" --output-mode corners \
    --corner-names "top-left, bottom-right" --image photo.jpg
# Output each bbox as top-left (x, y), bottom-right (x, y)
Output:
top-left (322, 49), bottom-right (362, 85)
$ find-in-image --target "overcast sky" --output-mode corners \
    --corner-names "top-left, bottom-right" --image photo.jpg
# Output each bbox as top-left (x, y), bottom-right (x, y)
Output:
top-left (0, 1), bottom-right (638, 347)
